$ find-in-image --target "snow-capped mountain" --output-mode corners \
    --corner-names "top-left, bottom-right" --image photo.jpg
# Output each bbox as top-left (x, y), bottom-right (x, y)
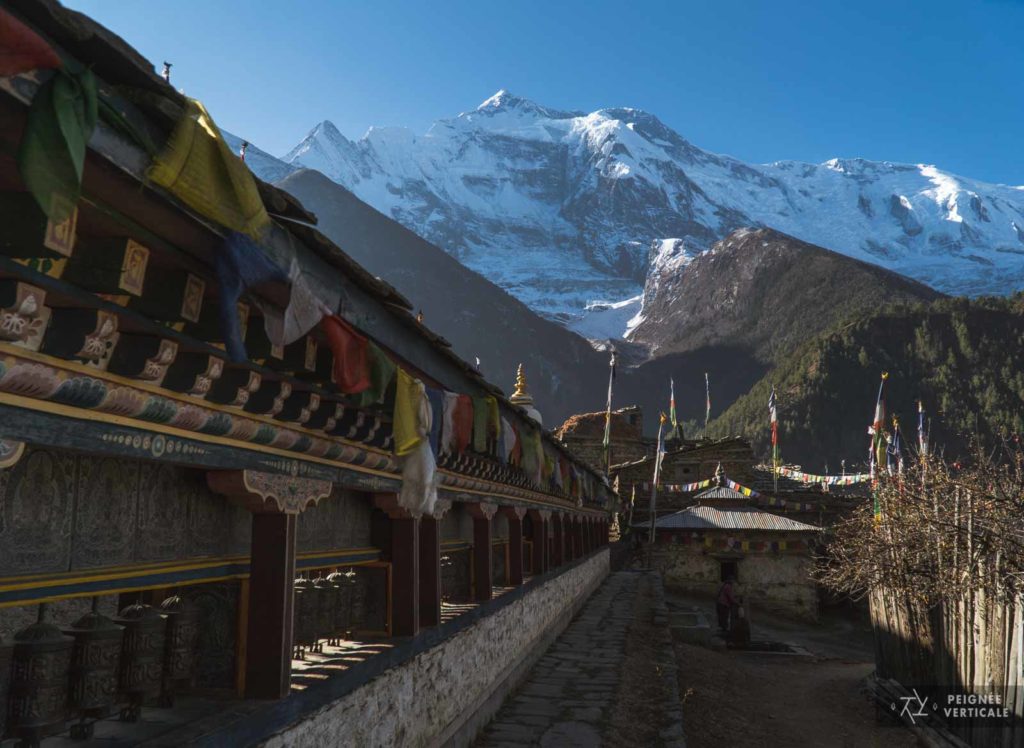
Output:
top-left (242, 90), bottom-right (1024, 338)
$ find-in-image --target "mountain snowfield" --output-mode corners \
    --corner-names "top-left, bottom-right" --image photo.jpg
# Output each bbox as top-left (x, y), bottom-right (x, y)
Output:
top-left (234, 90), bottom-right (1024, 339)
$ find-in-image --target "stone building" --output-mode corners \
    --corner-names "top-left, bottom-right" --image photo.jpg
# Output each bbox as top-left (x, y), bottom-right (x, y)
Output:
top-left (641, 483), bottom-right (822, 621)
top-left (555, 405), bottom-right (650, 472)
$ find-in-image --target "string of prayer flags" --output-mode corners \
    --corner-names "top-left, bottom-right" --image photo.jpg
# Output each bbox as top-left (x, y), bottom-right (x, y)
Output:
top-left (18, 61), bottom-right (98, 224)
top-left (776, 466), bottom-right (870, 485)
top-left (0, 9), bottom-right (62, 76)
top-left (724, 478), bottom-right (761, 498)
top-left (148, 99), bottom-right (270, 240)
top-left (320, 313), bottom-right (371, 394)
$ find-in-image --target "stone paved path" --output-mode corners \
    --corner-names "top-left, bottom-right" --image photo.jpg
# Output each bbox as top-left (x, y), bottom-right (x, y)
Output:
top-left (477, 571), bottom-right (685, 748)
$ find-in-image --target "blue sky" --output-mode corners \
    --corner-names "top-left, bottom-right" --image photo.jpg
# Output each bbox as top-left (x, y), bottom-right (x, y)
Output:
top-left (72, 0), bottom-right (1023, 184)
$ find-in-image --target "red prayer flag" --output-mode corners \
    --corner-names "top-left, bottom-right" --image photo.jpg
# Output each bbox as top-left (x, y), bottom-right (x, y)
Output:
top-left (320, 314), bottom-right (370, 394)
top-left (452, 394), bottom-right (474, 454)
top-left (0, 10), bottom-right (62, 76)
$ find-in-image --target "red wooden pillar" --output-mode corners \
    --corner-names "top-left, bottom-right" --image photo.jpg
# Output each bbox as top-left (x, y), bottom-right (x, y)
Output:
top-left (467, 502), bottom-right (497, 602)
top-left (526, 509), bottom-right (549, 574)
top-left (499, 506), bottom-right (526, 585)
top-left (551, 513), bottom-right (564, 567)
top-left (374, 494), bottom-right (420, 637)
top-left (418, 499), bottom-right (450, 628)
top-left (245, 512), bottom-right (296, 699)
top-left (207, 469), bottom-right (332, 700)
top-left (576, 516), bottom-right (585, 556)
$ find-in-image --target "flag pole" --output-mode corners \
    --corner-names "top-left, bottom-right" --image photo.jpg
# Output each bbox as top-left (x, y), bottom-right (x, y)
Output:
top-left (602, 349), bottom-right (617, 477)
top-left (769, 384), bottom-right (779, 496)
top-left (647, 412), bottom-right (667, 547)
top-left (703, 372), bottom-right (711, 438)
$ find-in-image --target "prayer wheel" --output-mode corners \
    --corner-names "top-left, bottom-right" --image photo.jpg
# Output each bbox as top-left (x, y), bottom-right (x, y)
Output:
top-left (292, 577), bottom-right (317, 659)
top-left (313, 574), bottom-right (337, 650)
top-left (63, 597), bottom-right (123, 740)
top-left (158, 594), bottom-right (200, 707)
top-left (114, 602), bottom-right (166, 722)
top-left (0, 632), bottom-right (14, 739)
top-left (7, 603), bottom-right (74, 747)
top-left (326, 569), bottom-right (356, 644)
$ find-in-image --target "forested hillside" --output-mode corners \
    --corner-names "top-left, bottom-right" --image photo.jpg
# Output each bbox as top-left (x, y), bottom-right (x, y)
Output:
top-left (711, 296), bottom-right (1024, 469)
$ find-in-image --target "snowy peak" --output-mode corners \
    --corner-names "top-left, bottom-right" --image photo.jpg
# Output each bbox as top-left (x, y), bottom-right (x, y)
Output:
top-left (471, 88), bottom-right (583, 120)
top-left (241, 92), bottom-right (1024, 342)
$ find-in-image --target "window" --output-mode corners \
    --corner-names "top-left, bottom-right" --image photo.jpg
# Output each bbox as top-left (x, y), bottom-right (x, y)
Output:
top-left (720, 560), bottom-right (739, 582)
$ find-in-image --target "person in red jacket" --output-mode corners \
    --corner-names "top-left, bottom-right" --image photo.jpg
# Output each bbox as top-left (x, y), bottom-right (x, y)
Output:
top-left (716, 577), bottom-right (738, 631)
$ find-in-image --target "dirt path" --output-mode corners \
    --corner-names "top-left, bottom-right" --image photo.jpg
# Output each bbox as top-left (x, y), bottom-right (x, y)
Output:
top-left (674, 642), bottom-right (915, 748)
top-left (668, 592), bottom-right (916, 748)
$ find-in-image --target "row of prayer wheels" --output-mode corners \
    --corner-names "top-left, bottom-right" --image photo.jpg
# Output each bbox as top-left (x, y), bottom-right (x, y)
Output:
top-left (0, 593), bottom-right (200, 746)
top-left (293, 570), bottom-right (357, 659)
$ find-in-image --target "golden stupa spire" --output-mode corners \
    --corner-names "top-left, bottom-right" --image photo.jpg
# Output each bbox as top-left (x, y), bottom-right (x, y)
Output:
top-left (512, 363), bottom-right (530, 401)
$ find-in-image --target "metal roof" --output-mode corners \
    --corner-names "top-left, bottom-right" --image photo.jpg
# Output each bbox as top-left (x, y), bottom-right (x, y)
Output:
top-left (643, 505), bottom-right (822, 532)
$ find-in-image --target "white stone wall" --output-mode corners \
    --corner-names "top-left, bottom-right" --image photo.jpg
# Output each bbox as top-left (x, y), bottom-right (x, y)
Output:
top-left (261, 549), bottom-right (610, 748)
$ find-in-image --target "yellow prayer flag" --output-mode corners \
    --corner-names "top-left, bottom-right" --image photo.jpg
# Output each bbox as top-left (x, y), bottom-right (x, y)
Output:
top-left (148, 99), bottom-right (270, 239)
top-left (393, 368), bottom-right (424, 456)
top-left (779, 540), bottom-right (788, 551)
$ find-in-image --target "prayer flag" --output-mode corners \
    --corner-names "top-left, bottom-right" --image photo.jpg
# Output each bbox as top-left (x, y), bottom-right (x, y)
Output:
top-left (320, 314), bottom-right (371, 394)
top-left (18, 63), bottom-right (98, 223)
top-left (669, 377), bottom-right (678, 429)
top-left (215, 232), bottom-right (288, 362)
top-left (704, 372), bottom-right (711, 434)
top-left (148, 99), bottom-right (270, 239)
top-left (602, 350), bottom-right (617, 455)
top-left (354, 341), bottom-right (396, 407)
top-left (393, 368), bottom-right (424, 457)
top-left (0, 9), bottom-right (62, 76)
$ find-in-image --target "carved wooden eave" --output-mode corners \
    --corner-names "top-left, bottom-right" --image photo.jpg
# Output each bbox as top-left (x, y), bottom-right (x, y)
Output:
top-left (0, 345), bottom-right (607, 513)
top-left (207, 469), bottom-right (332, 514)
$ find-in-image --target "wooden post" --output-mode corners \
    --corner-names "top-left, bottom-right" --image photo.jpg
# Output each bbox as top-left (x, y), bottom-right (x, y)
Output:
top-left (373, 494), bottom-right (420, 637)
top-left (245, 512), bottom-right (296, 699)
top-left (500, 506), bottom-right (526, 586)
top-left (526, 510), bottom-right (547, 575)
top-left (419, 499), bottom-right (451, 628)
top-left (551, 513), bottom-right (564, 567)
top-left (467, 502), bottom-right (497, 602)
top-left (207, 469), bottom-right (332, 701)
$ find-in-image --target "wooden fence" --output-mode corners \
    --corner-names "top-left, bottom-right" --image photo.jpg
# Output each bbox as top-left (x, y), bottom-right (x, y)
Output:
top-left (870, 587), bottom-right (1024, 747)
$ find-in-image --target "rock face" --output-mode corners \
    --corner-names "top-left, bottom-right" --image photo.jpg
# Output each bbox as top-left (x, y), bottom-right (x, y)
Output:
top-left (631, 227), bottom-right (943, 361)
top-left (235, 90), bottom-right (1024, 339)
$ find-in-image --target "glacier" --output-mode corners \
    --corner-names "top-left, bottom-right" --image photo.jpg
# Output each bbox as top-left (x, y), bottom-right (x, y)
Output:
top-left (230, 90), bottom-right (1024, 340)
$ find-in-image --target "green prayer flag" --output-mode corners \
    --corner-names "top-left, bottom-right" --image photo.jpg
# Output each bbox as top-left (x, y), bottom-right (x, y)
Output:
top-left (18, 63), bottom-right (98, 223)
top-left (472, 396), bottom-right (490, 453)
top-left (354, 341), bottom-right (396, 407)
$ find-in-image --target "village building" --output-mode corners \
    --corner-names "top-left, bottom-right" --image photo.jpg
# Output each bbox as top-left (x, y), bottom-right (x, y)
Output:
top-left (639, 475), bottom-right (823, 621)
top-left (0, 4), bottom-right (616, 745)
